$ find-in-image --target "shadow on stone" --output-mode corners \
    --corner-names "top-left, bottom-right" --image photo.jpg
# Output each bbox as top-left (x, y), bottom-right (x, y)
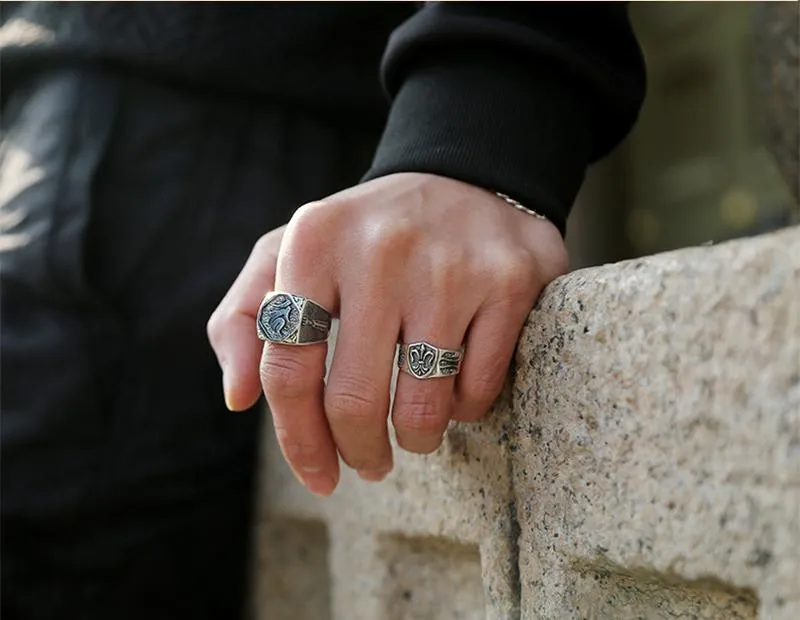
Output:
top-left (570, 557), bottom-right (759, 620)
top-left (254, 518), bottom-right (331, 620)
top-left (378, 534), bottom-right (485, 620)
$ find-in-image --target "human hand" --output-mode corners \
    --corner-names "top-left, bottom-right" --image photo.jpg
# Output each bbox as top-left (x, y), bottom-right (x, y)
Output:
top-left (208, 224), bottom-right (286, 411)
top-left (208, 173), bottom-right (568, 496)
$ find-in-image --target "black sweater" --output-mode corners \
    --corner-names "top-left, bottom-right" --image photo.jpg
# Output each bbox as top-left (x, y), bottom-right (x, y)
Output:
top-left (0, 2), bottom-right (646, 234)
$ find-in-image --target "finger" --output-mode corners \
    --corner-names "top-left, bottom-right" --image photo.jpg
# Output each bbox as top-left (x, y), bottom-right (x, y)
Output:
top-left (392, 310), bottom-right (471, 454)
top-left (261, 340), bottom-right (338, 496)
top-left (452, 300), bottom-right (530, 422)
top-left (207, 227), bottom-right (285, 411)
top-left (324, 291), bottom-right (400, 482)
top-left (261, 219), bottom-right (339, 496)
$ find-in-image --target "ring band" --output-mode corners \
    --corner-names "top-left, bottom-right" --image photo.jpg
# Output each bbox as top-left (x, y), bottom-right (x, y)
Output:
top-left (256, 291), bottom-right (332, 346)
top-left (397, 341), bottom-right (464, 379)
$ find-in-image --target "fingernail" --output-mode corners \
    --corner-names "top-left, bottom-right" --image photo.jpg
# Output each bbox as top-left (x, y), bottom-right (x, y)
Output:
top-left (293, 466), bottom-right (337, 496)
top-left (219, 360), bottom-right (236, 411)
top-left (224, 394), bottom-right (236, 412)
top-left (223, 378), bottom-right (238, 413)
top-left (358, 469), bottom-right (391, 482)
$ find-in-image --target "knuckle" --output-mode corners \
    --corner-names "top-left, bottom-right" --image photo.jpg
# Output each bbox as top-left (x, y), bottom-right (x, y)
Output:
top-left (396, 430), bottom-right (444, 455)
top-left (290, 200), bottom-right (342, 240)
top-left (428, 246), bottom-right (466, 284)
top-left (462, 371), bottom-right (506, 411)
top-left (281, 439), bottom-right (324, 464)
top-left (260, 350), bottom-right (313, 400)
top-left (341, 454), bottom-right (388, 472)
top-left (206, 306), bottom-right (237, 351)
top-left (358, 216), bottom-right (417, 271)
top-left (376, 217), bottom-right (416, 252)
top-left (325, 376), bottom-right (385, 427)
top-left (273, 425), bottom-right (326, 467)
top-left (251, 232), bottom-right (279, 260)
top-left (284, 200), bottom-right (349, 273)
top-left (206, 310), bottom-right (224, 346)
top-left (393, 392), bottom-right (448, 436)
top-left (492, 249), bottom-right (536, 297)
top-left (419, 249), bottom-right (469, 313)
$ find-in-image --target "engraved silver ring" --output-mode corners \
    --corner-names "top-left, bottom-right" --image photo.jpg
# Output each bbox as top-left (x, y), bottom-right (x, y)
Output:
top-left (256, 291), bottom-right (332, 346)
top-left (397, 341), bottom-right (465, 380)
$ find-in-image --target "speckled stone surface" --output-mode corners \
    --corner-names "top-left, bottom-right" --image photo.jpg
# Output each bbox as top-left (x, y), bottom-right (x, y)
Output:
top-left (514, 225), bottom-right (800, 619)
top-left (753, 2), bottom-right (799, 202)
top-left (255, 227), bottom-right (799, 620)
top-left (255, 228), bottom-right (799, 619)
top-left (250, 6), bottom-right (800, 617)
top-left (256, 372), bottom-right (521, 620)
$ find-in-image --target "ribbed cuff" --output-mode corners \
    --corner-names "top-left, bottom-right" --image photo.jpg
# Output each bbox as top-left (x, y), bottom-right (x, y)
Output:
top-left (363, 60), bottom-right (594, 236)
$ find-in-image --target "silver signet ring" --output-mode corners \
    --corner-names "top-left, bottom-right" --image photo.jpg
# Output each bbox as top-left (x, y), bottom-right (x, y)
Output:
top-left (256, 291), bottom-right (332, 346)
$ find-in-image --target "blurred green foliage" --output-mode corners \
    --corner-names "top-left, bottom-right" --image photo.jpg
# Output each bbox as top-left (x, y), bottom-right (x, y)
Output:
top-left (567, 2), bottom-right (797, 268)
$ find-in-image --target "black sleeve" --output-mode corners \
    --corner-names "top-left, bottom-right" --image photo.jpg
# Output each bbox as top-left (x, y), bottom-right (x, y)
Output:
top-left (362, 2), bottom-right (646, 235)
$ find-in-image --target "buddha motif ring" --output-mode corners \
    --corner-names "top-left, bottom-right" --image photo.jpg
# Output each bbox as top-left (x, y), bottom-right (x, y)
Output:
top-left (256, 291), bottom-right (332, 346)
top-left (397, 341), bottom-right (464, 380)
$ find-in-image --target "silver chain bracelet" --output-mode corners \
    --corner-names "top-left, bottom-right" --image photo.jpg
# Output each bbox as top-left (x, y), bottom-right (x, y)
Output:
top-left (494, 192), bottom-right (548, 221)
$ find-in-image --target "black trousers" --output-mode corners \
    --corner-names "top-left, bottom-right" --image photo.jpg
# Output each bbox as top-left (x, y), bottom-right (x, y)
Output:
top-left (1, 68), bottom-right (379, 619)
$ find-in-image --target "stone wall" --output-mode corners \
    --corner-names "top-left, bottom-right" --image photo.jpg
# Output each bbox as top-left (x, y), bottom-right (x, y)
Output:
top-left (254, 224), bottom-right (800, 619)
top-left (255, 4), bottom-right (798, 618)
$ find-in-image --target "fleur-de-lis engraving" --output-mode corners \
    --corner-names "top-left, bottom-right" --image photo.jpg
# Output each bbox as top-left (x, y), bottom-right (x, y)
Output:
top-left (408, 342), bottom-right (437, 378)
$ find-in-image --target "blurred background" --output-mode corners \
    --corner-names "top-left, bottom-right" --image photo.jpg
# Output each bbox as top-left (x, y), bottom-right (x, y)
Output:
top-left (567, 1), bottom-right (798, 270)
